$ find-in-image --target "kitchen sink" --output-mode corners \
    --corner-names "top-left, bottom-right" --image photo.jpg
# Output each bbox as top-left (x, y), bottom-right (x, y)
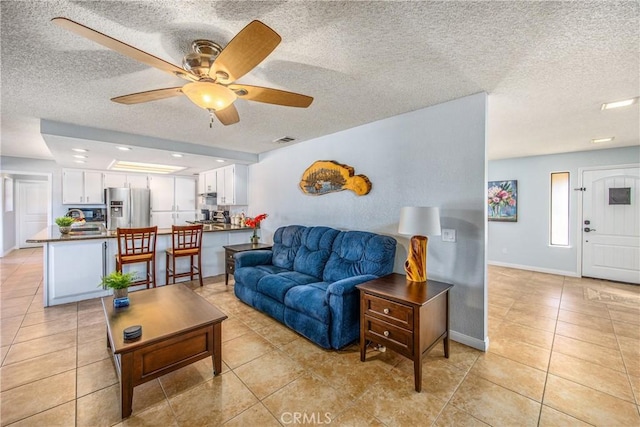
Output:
top-left (69, 225), bottom-right (105, 235)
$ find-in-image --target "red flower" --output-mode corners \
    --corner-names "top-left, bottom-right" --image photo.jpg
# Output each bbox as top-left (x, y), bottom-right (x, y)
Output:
top-left (246, 213), bottom-right (268, 229)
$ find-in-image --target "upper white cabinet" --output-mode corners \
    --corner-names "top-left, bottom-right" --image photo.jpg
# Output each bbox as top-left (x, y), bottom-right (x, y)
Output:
top-left (198, 169), bottom-right (218, 194)
top-left (149, 175), bottom-right (177, 211)
top-left (174, 176), bottom-right (196, 211)
top-left (103, 172), bottom-right (148, 189)
top-left (216, 164), bottom-right (247, 205)
top-left (62, 169), bottom-right (104, 204)
top-left (148, 176), bottom-right (196, 212)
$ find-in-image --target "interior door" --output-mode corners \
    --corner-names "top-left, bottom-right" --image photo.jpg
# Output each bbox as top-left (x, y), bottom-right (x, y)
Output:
top-left (582, 167), bottom-right (640, 284)
top-left (18, 180), bottom-right (48, 248)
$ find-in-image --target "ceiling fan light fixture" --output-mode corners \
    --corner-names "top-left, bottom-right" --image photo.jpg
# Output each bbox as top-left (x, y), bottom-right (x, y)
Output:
top-left (182, 81), bottom-right (237, 111)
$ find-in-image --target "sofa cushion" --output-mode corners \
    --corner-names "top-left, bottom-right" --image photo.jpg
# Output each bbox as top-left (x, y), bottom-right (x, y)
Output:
top-left (323, 231), bottom-right (397, 282)
top-left (271, 225), bottom-right (305, 269)
top-left (233, 265), bottom-right (289, 291)
top-left (293, 227), bottom-right (340, 278)
top-left (257, 271), bottom-right (319, 303)
top-left (284, 282), bottom-right (331, 324)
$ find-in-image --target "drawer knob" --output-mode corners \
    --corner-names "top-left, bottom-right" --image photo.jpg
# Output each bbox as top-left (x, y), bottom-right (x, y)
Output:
top-left (383, 308), bottom-right (390, 314)
top-left (383, 330), bottom-right (390, 337)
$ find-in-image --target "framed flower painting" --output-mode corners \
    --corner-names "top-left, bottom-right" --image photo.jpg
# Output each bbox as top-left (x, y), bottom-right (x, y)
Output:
top-left (488, 180), bottom-right (517, 222)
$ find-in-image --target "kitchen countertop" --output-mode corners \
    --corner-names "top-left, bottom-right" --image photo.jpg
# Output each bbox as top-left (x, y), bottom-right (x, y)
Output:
top-left (26, 223), bottom-right (254, 243)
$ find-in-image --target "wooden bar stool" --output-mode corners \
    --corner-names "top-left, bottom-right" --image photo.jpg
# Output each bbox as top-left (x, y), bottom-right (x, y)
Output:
top-left (116, 226), bottom-right (158, 289)
top-left (166, 224), bottom-right (204, 286)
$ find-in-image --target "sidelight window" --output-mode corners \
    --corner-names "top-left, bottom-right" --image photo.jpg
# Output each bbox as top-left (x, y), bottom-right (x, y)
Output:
top-left (550, 172), bottom-right (570, 246)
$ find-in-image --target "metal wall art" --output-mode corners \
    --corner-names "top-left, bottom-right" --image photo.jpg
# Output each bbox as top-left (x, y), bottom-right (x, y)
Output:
top-left (299, 160), bottom-right (372, 196)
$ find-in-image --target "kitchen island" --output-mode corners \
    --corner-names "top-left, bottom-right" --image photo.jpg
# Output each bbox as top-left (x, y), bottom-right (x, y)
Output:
top-left (27, 224), bottom-right (254, 306)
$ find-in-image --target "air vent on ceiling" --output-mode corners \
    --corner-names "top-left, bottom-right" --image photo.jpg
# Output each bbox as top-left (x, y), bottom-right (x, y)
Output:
top-left (273, 136), bottom-right (296, 144)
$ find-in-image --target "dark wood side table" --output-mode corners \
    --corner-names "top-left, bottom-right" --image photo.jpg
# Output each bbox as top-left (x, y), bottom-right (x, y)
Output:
top-left (357, 273), bottom-right (453, 392)
top-left (223, 243), bottom-right (273, 286)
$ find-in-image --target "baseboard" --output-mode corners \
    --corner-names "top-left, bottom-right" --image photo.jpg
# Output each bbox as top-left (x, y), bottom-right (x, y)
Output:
top-left (450, 330), bottom-right (488, 352)
top-left (0, 245), bottom-right (18, 258)
top-left (487, 260), bottom-right (579, 278)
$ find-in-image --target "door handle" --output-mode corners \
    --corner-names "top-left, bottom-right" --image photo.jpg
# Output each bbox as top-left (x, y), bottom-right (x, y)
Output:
top-left (584, 227), bottom-right (596, 232)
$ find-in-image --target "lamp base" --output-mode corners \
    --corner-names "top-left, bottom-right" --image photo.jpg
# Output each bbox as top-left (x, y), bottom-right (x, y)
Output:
top-left (404, 235), bottom-right (428, 282)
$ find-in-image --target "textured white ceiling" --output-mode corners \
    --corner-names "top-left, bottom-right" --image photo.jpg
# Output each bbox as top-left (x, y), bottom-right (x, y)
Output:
top-left (1, 0), bottom-right (638, 169)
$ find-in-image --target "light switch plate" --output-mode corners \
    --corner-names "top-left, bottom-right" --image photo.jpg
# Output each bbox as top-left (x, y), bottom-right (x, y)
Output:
top-left (442, 228), bottom-right (456, 242)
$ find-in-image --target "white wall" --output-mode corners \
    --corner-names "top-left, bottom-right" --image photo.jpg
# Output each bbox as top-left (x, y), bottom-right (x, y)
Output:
top-left (247, 93), bottom-right (488, 348)
top-left (488, 146), bottom-right (640, 275)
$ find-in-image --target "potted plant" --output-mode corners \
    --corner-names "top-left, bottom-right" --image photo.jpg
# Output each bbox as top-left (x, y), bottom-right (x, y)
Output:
top-left (55, 216), bottom-right (75, 234)
top-left (100, 271), bottom-right (136, 300)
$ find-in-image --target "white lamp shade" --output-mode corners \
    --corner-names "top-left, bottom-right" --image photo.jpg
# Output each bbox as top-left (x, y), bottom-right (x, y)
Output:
top-left (398, 206), bottom-right (441, 236)
top-left (182, 81), bottom-right (237, 111)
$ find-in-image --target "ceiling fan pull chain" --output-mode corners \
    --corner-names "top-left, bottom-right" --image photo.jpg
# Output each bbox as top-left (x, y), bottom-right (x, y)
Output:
top-left (209, 110), bottom-right (214, 128)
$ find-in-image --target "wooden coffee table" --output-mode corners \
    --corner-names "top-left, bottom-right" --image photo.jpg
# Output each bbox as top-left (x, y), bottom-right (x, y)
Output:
top-left (101, 284), bottom-right (227, 418)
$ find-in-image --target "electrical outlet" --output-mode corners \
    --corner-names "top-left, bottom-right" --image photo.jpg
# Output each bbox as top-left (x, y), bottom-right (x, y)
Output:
top-left (442, 228), bottom-right (456, 242)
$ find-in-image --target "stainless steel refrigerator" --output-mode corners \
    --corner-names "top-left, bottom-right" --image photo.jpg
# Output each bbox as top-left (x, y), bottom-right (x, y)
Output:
top-left (105, 188), bottom-right (151, 230)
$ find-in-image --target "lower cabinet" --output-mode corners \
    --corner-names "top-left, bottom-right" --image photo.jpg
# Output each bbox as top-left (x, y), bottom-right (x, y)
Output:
top-left (45, 239), bottom-right (111, 306)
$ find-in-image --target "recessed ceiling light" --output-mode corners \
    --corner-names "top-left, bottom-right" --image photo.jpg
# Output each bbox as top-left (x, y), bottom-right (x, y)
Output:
top-left (74, 160), bottom-right (86, 164)
top-left (171, 153), bottom-right (183, 158)
top-left (72, 148), bottom-right (88, 153)
top-left (216, 159), bottom-right (226, 163)
top-left (591, 137), bottom-right (615, 144)
top-left (601, 98), bottom-right (637, 110)
top-left (117, 146), bottom-right (132, 151)
top-left (109, 160), bottom-right (186, 174)
top-left (73, 154), bottom-right (87, 159)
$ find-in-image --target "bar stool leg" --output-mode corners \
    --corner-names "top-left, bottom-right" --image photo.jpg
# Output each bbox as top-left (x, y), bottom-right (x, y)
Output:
top-left (151, 256), bottom-right (156, 288)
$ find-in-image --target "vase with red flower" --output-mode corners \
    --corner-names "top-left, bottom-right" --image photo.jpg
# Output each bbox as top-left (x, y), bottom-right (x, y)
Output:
top-left (245, 213), bottom-right (268, 245)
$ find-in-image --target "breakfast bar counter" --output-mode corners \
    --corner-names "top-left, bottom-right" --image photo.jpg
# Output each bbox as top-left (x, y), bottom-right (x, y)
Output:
top-left (27, 224), bottom-right (254, 307)
top-left (26, 223), bottom-right (252, 243)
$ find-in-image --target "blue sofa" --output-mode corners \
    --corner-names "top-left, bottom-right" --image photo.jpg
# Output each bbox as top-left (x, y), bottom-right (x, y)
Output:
top-left (233, 225), bottom-right (397, 349)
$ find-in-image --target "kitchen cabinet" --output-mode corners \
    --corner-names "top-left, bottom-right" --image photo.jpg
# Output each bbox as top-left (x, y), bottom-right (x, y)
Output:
top-left (216, 164), bottom-right (247, 205)
top-left (149, 176), bottom-right (196, 227)
top-left (175, 176), bottom-right (196, 211)
top-left (104, 172), bottom-right (148, 189)
top-left (62, 169), bottom-right (104, 204)
top-left (45, 239), bottom-right (111, 305)
top-left (198, 170), bottom-right (217, 194)
top-left (149, 175), bottom-right (175, 211)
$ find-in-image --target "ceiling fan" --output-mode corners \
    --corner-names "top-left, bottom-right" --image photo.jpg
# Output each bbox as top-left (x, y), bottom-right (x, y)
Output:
top-left (51, 17), bottom-right (313, 126)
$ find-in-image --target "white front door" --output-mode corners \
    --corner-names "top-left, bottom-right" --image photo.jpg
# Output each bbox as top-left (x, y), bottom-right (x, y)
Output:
top-left (582, 167), bottom-right (640, 284)
top-left (18, 180), bottom-right (48, 248)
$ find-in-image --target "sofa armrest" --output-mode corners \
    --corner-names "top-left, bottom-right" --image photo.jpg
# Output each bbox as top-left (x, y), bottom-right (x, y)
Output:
top-left (235, 250), bottom-right (273, 268)
top-left (326, 274), bottom-right (378, 298)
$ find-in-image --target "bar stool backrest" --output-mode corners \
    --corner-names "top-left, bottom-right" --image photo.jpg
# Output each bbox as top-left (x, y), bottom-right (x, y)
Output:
top-left (117, 226), bottom-right (158, 257)
top-left (172, 224), bottom-right (203, 252)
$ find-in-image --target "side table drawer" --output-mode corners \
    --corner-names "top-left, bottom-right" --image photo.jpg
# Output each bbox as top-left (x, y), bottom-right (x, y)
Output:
top-left (226, 261), bottom-right (235, 274)
top-left (364, 315), bottom-right (413, 357)
top-left (363, 293), bottom-right (413, 330)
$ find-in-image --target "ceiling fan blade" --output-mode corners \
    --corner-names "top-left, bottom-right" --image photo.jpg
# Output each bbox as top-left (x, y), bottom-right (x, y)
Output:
top-left (51, 17), bottom-right (197, 82)
top-left (214, 104), bottom-right (240, 126)
top-left (111, 87), bottom-right (184, 104)
top-left (210, 20), bottom-right (281, 83)
top-left (228, 84), bottom-right (313, 108)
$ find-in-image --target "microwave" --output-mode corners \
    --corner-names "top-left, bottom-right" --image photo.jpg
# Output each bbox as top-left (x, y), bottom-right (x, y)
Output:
top-left (67, 207), bottom-right (106, 223)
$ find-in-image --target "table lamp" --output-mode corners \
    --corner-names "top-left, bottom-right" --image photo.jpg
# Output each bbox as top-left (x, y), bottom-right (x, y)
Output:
top-left (398, 206), bottom-right (441, 282)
